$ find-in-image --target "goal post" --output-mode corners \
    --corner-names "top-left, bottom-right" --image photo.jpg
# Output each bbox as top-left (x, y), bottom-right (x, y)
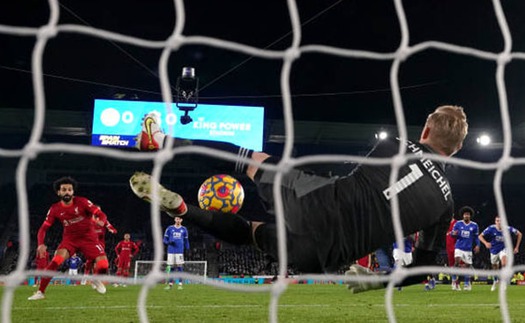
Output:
top-left (134, 260), bottom-right (207, 284)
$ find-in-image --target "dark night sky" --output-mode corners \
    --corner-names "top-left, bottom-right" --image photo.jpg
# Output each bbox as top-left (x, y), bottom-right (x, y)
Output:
top-left (1, 0), bottom-right (525, 129)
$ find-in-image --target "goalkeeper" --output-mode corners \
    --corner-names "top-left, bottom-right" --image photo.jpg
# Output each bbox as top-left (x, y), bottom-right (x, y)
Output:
top-left (131, 105), bottom-right (468, 291)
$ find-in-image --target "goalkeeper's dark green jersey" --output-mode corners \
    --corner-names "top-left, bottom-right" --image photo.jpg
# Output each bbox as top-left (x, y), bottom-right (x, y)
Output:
top-left (255, 137), bottom-right (454, 272)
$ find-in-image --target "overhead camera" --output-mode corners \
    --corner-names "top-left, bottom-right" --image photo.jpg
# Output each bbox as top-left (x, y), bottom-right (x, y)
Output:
top-left (175, 66), bottom-right (199, 125)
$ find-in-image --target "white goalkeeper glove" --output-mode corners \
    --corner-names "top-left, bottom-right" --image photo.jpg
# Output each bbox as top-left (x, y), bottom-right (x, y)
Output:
top-left (345, 264), bottom-right (385, 294)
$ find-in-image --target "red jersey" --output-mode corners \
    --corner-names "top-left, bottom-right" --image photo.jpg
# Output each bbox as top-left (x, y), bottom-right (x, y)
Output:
top-left (115, 240), bottom-right (139, 259)
top-left (356, 255), bottom-right (371, 269)
top-left (94, 225), bottom-right (106, 237)
top-left (446, 218), bottom-right (458, 251)
top-left (37, 196), bottom-right (106, 245)
top-left (93, 217), bottom-right (116, 249)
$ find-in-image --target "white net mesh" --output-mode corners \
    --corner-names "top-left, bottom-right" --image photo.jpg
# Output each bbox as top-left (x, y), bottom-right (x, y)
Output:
top-left (1, 0), bottom-right (524, 322)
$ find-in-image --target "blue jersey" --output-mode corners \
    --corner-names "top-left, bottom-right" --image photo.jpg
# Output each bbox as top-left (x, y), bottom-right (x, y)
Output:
top-left (163, 225), bottom-right (189, 254)
top-left (66, 256), bottom-right (83, 270)
top-left (481, 225), bottom-right (520, 254)
top-left (452, 220), bottom-right (480, 251)
top-left (393, 237), bottom-right (414, 253)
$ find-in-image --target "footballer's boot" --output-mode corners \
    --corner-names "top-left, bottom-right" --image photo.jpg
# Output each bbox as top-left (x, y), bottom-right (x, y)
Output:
top-left (92, 280), bottom-right (107, 294)
top-left (134, 113), bottom-right (166, 151)
top-left (27, 290), bottom-right (45, 301)
top-left (452, 280), bottom-right (461, 291)
top-left (345, 264), bottom-right (385, 294)
top-left (129, 171), bottom-right (188, 216)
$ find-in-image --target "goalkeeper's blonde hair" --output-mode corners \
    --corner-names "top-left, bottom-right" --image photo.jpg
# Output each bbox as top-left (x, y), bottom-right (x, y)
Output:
top-left (425, 105), bottom-right (468, 156)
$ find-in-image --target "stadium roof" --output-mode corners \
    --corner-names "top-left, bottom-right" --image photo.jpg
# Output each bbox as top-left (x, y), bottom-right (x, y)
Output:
top-left (1, 1), bottom-right (525, 128)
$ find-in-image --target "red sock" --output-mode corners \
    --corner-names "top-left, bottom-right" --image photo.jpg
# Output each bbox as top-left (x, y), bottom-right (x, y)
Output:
top-left (39, 256), bottom-right (64, 293)
top-left (84, 260), bottom-right (93, 275)
top-left (94, 258), bottom-right (109, 275)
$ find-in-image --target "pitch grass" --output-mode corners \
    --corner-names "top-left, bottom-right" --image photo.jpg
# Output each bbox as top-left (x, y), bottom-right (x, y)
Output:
top-left (5, 283), bottom-right (525, 322)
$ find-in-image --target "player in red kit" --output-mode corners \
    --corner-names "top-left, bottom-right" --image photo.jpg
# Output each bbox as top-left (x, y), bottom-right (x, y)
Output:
top-left (82, 214), bottom-right (117, 285)
top-left (114, 233), bottom-right (139, 287)
top-left (446, 214), bottom-right (458, 267)
top-left (33, 249), bottom-right (49, 287)
top-left (28, 177), bottom-right (111, 300)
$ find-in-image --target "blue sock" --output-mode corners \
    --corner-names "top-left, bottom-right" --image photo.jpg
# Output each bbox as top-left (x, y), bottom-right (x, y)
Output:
top-left (177, 266), bottom-right (183, 284)
top-left (166, 265), bottom-right (173, 284)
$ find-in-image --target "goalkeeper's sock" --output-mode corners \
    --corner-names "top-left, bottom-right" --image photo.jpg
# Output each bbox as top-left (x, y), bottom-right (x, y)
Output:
top-left (165, 138), bottom-right (254, 174)
top-left (184, 204), bottom-right (253, 245)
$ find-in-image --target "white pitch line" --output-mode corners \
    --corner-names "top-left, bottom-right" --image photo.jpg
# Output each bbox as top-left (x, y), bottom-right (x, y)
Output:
top-left (12, 303), bottom-right (523, 311)
top-left (12, 304), bottom-right (331, 310)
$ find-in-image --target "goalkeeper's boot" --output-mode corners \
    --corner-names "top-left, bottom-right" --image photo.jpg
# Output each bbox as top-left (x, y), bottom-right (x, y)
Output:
top-left (92, 280), bottom-right (107, 294)
top-left (134, 112), bottom-right (166, 151)
top-left (345, 264), bottom-right (384, 294)
top-left (27, 290), bottom-right (45, 301)
top-left (129, 171), bottom-right (188, 216)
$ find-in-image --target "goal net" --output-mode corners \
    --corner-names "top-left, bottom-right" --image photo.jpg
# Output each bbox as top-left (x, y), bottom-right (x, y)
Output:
top-left (133, 260), bottom-right (207, 284)
top-left (1, 0), bottom-right (524, 323)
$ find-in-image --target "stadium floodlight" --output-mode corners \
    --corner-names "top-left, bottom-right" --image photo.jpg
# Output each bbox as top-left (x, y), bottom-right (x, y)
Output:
top-left (375, 131), bottom-right (388, 140)
top-left (476, 134), bottom-right (491, 146)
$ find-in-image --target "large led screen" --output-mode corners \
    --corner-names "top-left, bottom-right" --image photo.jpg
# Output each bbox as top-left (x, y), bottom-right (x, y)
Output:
top-left (91, 99), bottom-right (264, 151)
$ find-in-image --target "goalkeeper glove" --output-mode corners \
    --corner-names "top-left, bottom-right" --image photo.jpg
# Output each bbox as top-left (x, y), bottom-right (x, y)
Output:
top-left (345, 264), bottom-right (385, 294)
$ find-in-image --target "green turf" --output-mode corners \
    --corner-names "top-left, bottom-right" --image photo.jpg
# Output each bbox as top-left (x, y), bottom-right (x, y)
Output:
top-left (4, 283), bottom-right (525, 322)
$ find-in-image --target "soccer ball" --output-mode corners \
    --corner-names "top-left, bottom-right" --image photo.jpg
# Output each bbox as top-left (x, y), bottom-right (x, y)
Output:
top-left (197, 174), bottom-right (244, 214)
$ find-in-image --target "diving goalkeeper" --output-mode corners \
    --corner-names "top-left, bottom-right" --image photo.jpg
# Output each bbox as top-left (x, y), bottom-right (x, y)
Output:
top-left (130, 105), bottom-right (468, 291)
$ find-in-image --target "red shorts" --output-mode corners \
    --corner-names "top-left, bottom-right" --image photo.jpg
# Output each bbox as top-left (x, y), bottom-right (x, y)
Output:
top-left (117, 257), bottom-right (131, 270)
top-left (58, 236), bottom-right (106, 261)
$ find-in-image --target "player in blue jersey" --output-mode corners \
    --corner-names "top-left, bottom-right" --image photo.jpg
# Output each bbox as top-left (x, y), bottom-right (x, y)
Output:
top-left (392, 234), bottom-right (416, 291)
top-left (479, 216), bottom-right (522, 291)
top-left (65, 253), bottom-right (83, 285)
top-left (163, 216), bottom-right (190, 290)
top-left (66, 253), bottom-right (83, 275)
top-left (393, 235), bottom-right (416, 268)
top-left (450, 206), bottom-right (479, 291)
top-left (131, 105), bottom-right (468, 293)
